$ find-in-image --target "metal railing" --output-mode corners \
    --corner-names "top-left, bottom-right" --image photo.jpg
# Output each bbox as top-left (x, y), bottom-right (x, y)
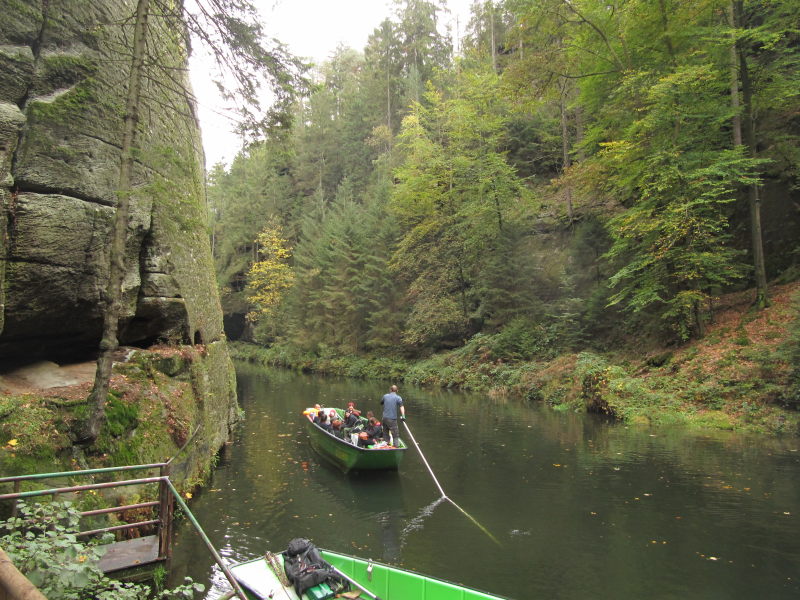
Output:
top-left (0, 462), bottom-right (247, 599)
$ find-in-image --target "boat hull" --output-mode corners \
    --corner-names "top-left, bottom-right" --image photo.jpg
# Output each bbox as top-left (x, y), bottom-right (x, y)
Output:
top-left (305, 415), bottom-right (405, 472)
top-left (230, 548), bottom-right (510, 600)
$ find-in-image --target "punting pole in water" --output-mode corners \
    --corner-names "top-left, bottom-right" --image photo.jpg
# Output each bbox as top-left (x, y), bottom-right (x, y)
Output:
top-left (401, 420), bottom-right (447, 498)
top-left (329, 565), bottom-right (382, 600)
top-left (402, 421), bottom-right (501, 546)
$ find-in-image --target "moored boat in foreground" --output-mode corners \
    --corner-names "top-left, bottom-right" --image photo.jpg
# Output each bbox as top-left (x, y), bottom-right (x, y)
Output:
top-left (230, 544), bottom-right (509, 600)
top-left (303, 408), bottom-right (406, 472)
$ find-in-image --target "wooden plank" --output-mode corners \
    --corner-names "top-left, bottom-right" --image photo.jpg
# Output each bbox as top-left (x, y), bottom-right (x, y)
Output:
top-left (230, 557), bottom-right (301, 600)
top-left (99, 536), bottom-right (161, 573)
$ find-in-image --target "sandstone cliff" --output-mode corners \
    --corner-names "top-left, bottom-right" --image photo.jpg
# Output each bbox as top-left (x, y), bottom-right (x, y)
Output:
top-left (0, 1), bottom-right (238, 466)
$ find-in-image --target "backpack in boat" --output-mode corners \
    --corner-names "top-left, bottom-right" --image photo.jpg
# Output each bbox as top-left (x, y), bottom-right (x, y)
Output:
top-left (282, 538), bottom-right (345, 597)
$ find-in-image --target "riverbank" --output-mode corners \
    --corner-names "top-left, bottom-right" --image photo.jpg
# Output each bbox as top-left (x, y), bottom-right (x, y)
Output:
top-left (232, 282), bottom-right (800, 435)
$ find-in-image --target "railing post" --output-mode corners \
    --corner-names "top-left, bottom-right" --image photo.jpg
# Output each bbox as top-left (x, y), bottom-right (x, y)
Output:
top-left (158, 466), bottom-right (174, 561)
top-left (10, 481), bottom-right (20, 519)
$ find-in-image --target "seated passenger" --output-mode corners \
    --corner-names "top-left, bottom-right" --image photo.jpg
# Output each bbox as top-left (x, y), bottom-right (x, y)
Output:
top-left (331, 418), bottom-right (345, 438)
top-left (344, 405), bottom-right (361, 427)
top-left (312, 404), bottom-right (323, 424)
top-left (364, 417), bottom-right (383, 446)
top-left (318, 412), bottom-right (333, 433)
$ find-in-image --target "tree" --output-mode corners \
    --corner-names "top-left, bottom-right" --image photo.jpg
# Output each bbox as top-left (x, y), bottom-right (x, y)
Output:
top-left (390, 70), bottom-right (530, 348)
top-left (730, 0), bottom-right (768, 308)
top-left (395, 0), bottom-right (453, 106)
top-left (600, 65), bottom-right (755, 339)
top-left (83, 0), bottom-right (151, 444)
top-left (364, 20), bottom-right (404, 132)
top-left (246, 220), bottom-right (294, 327)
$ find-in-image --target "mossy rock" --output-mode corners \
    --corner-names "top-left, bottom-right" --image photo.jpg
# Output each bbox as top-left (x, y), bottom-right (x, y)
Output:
top-left (153, 355), bottom-right (189, 377)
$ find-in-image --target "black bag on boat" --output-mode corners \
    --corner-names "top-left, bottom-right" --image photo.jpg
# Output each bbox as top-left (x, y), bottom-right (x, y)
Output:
top-left (286, 537), bottom-right (312, 557)
top-left (282, 538), bottom-right (345, 597)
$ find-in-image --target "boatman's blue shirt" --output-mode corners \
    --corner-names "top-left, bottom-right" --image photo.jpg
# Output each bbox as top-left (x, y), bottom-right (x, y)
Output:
top-left (381, 392), bottom-right (403, 420)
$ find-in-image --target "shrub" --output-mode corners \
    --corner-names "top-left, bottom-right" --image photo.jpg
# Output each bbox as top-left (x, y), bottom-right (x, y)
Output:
top-left (0, 501), bottom-right (203, 599)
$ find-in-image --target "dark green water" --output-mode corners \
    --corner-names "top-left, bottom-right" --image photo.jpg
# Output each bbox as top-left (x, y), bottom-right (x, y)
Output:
top-left (168, 362), bottom-right (800, 599)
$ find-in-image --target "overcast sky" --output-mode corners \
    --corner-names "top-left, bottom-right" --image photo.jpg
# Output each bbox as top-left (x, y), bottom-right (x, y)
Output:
top-left (189, 0), bottom-right (475, 168)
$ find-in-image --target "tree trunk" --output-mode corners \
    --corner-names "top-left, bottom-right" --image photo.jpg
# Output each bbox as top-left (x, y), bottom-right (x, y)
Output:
top-left (386, 67), bottom-right (391, 131)
top-left (489, 0), bottom-right (497, 74)
top-left (575, 105), bottom-right (585, 162)
top-left (560, 82), bottom-right (573, 228)
top-left (732, 0), bottom-right (769, 308)
top-left (81, 0), bottom-right (150, 443)
top-left (727, 5), bottom-right (742, 147)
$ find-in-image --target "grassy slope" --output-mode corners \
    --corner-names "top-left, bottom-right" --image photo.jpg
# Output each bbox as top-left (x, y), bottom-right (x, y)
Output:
top-left (0, 346), bottom-right (214, 485)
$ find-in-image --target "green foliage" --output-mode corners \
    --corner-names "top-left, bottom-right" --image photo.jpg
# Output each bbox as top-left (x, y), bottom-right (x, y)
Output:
top-left (105, 396), bottom-right (139, 437)
top-left (27, 78), bottom-right (99, 123)
top-left (207, 0), bottom-right (800, 430)
top-left (600, 65), bottom-right (756, 340)
top-left (0, 501), bottom-right (203, 599)
top-left (0, 397), bottom-right (64, 462)
top-left (246, 220), bottom-right (294, 324)
top-left (390, 69), bottom-right (535, 349)
top-left (479, 319), bottom-right (557, 361)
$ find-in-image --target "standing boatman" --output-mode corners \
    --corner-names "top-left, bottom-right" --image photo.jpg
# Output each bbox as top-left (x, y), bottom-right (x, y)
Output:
top-left (380, 384), bottom-right (405, 446)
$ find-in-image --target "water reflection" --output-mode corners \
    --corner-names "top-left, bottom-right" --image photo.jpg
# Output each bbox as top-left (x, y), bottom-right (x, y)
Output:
top-left (169, 363), bottom-right (800, 600)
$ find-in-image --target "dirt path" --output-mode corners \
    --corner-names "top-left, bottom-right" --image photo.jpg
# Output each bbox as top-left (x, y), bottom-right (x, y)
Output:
top-left (0, 361), bottom-right (97, 395)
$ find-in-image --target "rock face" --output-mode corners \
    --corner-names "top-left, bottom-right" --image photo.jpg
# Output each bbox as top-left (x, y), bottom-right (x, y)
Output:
top-left (0, 1), bottom-right (237, 444)
top-left (0, 0), bottom-right (223, 357)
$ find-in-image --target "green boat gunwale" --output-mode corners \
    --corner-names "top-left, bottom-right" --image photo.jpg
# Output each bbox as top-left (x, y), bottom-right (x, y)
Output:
top-left (321, 548), bottom-right (512, 600)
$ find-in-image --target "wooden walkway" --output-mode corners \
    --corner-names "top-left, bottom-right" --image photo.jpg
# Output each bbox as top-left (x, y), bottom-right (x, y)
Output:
top-left (98, 536), bottom-right (161, 573)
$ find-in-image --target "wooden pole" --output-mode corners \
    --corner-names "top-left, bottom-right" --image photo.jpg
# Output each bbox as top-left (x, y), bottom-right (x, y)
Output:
top-left (0, 548), bottom-right (48, 600)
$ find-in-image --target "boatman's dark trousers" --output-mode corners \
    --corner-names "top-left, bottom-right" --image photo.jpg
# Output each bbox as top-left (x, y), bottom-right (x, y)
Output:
top-left (382, 418), bottom-right (400, 446)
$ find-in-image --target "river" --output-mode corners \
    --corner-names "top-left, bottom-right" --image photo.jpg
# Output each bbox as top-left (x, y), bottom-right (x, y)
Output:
top-left (167, 362), bottom-right (800, 599)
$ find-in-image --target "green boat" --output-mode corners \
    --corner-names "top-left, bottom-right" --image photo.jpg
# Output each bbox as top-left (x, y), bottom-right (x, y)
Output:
top-left (303, 409), bottom-right (406, 472)
top-left (230, 547), bottom-right (509, 600)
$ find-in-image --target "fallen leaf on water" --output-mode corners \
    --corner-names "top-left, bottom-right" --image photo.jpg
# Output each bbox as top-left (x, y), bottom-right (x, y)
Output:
top-left (6, 439), bottom-right (18, 447)
top-left (184, 492), bottom-right (192, 499)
